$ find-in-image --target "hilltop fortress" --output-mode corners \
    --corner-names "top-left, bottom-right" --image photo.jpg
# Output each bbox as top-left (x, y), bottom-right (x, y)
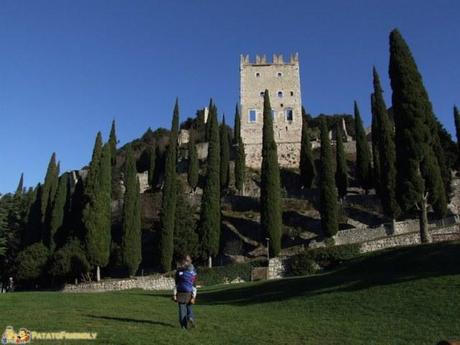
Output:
top-left (240, 54), bottom-right (303, 168)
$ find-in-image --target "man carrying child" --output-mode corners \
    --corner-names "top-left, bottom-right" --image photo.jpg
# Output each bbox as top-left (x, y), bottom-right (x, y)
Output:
top-left (172, 255), bottom-right (197, 329)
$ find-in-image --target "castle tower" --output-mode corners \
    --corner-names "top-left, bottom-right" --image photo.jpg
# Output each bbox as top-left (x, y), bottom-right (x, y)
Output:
top-left (239, 54), bottom-right (302, 169)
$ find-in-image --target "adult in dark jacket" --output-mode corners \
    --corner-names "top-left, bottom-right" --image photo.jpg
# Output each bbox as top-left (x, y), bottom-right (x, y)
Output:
top-left (173, 255), bottom-right (197, 329)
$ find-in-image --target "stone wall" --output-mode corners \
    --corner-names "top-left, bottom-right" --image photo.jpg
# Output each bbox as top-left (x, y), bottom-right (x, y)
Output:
top-left (62, 275), bottom-right (175, 293)
top-left (267, 257), bottom-right (287, 280)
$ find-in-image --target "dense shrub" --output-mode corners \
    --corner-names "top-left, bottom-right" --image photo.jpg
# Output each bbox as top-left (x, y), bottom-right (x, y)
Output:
top-left (197, 261), bottom-right (264, 286)
top-left (15, 242), bottom-right (49, 282)
top-left (288, 243), bottom-right (361, 276)
top-left (49, 239), bottom-right (90, 282)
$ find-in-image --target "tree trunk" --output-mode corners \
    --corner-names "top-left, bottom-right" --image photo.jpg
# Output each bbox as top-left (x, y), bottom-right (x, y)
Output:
top-left (96, 265), bottom-right (101, 282)
top-left (207, 256), bottom-right (212, 268)
top-left (419, 193), bottom-right (432, 243)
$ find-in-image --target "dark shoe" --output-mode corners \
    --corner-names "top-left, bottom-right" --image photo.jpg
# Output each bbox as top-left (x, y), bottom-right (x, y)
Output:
top-left (187, 318), bottom-right (195, 329)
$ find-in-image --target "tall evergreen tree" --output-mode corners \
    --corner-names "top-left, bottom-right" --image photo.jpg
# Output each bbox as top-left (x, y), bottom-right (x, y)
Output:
top-left (335, 125), bottom-right (348, 200)
top-left (372, 67), bottom-right (400, 219)
top-left (159, 99), bottom-right (179, 272)
top-left (205, 99), bottom-right (214, 142)
top-left (25, 183), bottom-right (43, 245)
top-left (187, 131), bottom-right (199, 191)
top-left (234, 105), bottom-right (246, 193)
top-left (454, 106), bottom-right (460, 168)
top-left (320, 118), bottom-right (339, 237)
top-left (121, 145), bottom-right (142, 276)
top-left (371, 94), bottom-right (381, 194)
top-left (299, 113), bottom-right (316, 189)
top-left (260, 90), bottom-right (282, 256)
top-left (147, 144), bottom-right (156, 187)
top-left (48, 173), bottom-right (70, 251)
top-left (41, 153), bottom-right (59, 226)
top-left (354, 102), bottom-right (372, 193)
top-left (198, 101), bottom-right (221, 267)
top-left (83, 133), bottom-right (112, 280)
top-left (109, 120), bottom-right (117, 166)
top-left (16, 173), bottom-right (24, 195)
top-left (389, 29), bottom-right (447, 235)
top-left (220, 115), bottom-right (230, 191)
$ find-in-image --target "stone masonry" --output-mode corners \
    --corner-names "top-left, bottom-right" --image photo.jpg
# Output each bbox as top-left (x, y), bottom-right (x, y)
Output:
top-left (62, 275), bottom-right (175, 293)
top-left (240, 54), bottom-right (302, 169)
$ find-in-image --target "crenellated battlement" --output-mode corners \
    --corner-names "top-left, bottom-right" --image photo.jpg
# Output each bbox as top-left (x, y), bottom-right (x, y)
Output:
top-left (240, 53), bottom-right (299, 66)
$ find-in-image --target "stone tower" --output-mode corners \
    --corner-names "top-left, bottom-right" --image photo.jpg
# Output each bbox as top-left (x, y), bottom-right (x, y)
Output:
top-left (240, 53), bottom-right (302, 169)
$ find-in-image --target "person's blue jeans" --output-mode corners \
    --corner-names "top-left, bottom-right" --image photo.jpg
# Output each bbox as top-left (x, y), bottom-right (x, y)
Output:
top-left (178, 303), bottom-right (194, 328)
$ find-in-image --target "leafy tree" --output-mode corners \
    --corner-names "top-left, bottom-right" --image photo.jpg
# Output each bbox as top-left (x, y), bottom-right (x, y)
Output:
top-left (319, 118), bottom-right (339, 237)
top-left (187, 131), bottom-right (199, 190)
top-left (198, 101), bottom-right (221, 266)
top-left (174, 180), bottom-right (199, 260)
top-left (48, 173), bottom-right (70, 251)
top-left (299, 113), bottom-right (316, 189)
top-left (121, 145), bottom-right (142, 276)
top-left (15, 242), bottom-right (49, 284)
top-left (220, 115), bottom-right (230, 191)
top-left (49, 239), bottom-right (90, 283)
top-left (147, 144), bottom-right (156, 187)
top-left (83, 134), bottom-right (112, 280)
top-left (372, 67), bottom-right (400, 219)
top-left (15, 173), bottom-right (24, 195)
top-left (234, 105), bottom-right (246, 193)
top-left (159, 99), bottom-right (179, 272)
top-left (455, 106), bottom-right (460, 168)
top-left (335, 125), bottom-right (348, 200)
top-left (354, 102), bottom-right (372, 193)
top-left (389, 29), bottom-right (447, 239)
top-left (260, 90), bottom-right (282, 256)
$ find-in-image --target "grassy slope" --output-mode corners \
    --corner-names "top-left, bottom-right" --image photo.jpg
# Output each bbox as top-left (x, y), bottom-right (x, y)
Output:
top-left (1, 242), bottom-right (460, 345)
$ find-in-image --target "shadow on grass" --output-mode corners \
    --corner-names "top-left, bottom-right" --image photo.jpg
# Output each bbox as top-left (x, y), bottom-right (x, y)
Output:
top-left (198, 241), bottom-right (460, 306)
top-left (85, 315), bottom-right (175, 328)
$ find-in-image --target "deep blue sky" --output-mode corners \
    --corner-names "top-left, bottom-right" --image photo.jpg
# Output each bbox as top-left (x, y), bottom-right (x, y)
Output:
top-left (0, 1), bottom-right (459, 192)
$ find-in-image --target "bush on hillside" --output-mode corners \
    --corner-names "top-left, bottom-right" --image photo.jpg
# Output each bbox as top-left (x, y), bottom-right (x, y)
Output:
top-left (288, 243), bottom-right (361, 276)
top-left (15, 242), bottom-right (49, 282)
top-left (49, 239), bottom-right (90, 282)
top-left (197, 261), bottom-right (265, 286)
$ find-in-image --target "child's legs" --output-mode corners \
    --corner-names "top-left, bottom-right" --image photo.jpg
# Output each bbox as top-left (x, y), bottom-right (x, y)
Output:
top-left (186, 303), bottom-right (195, 320)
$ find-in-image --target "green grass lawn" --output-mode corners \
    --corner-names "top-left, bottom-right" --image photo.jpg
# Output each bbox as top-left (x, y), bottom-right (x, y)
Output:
top-left (1, 242), bottom-right (460, 345)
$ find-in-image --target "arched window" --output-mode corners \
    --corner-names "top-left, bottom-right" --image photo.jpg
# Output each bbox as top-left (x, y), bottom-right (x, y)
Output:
top-left (260, 91), bottom-right (264, 97)
top-left (277, 72), bottom-right (283, 77)
top-left (255, 72), bottom-right (261, 78)
top-left (277, 91), bottom-right (283, 98)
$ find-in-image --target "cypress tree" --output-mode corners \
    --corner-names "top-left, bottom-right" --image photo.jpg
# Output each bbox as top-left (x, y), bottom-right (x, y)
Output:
top-left (25, 183), bottom-right (43, 245)
top-left (372, 67), bottom-right (400, 219)
top-left (234, 105), bottom-right (246, 193)
top-left (147, 144), bottom-right (156, 187)
top-left (109, 120), bottom-right (117, 166)
top-left (389, 29), bottom-right (447, 222)
top-left (187, 131), bottom-right (199, 191)
top-left (454, 106), bottom-right (460, 168)
top-left (320, 118), bottom-right (339, 237)
top-left (371, 94), bottom-right (381, 194)
top-left (16, 173), bottom-right (24, 195)
top-left (354, 101), bottom-right (372, 193)
top-left (83, 133), bottom-right (112, 281)
top-left (198, 102), bottom-right (221, 267)
top-left (205, 99), bottom-right (214, 142)
top-left (234, 104), bottom-right (241, 145)
top-left (260, 90), bottom-right (282, 256)
top-left (335, 125), bottom-right (348, 200)
top-left (41, 153), bottom-right (59, 226)
top-left (48, 173), bottom-right (70, 251)
top-left (159, 99), bottom-right (179, 272)
top-left (299, 113), bottom-right (316, 189)
top-left (121, 145), bottom-right (142, 276)
top-left (220, 115), bottom-right (230, 191)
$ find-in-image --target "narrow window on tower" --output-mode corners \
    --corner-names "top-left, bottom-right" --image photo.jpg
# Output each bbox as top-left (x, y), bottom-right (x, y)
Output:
top-left (285, 108), bottom-right (293, 122)
top-left (255, 72), bottom-right (261, 78)
top-left (260, 91), bottom-right (264, 97)
top-left (249, 109), bottom-right (257, 123)
top-left (290, 91), bottom-right (294, 96)
top-left (277, 72), bottom-right (283, 77)
top-left (272, 110), bottom-right (276, 120)
top-left (277, 91), bottom-right (283, 98)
